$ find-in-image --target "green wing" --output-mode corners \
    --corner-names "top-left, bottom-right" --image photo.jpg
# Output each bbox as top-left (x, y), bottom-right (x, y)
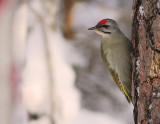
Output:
top-left (100, 44), bottom-right (121, 90)
top-left (100, 44), bottom-right (131, 102)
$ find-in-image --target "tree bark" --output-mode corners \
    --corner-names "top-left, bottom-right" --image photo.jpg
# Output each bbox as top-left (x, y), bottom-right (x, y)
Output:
top-left (132, 0), bottom-right (160, 124)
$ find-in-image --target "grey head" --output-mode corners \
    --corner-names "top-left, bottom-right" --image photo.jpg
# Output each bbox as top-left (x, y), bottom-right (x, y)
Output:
top-left (88, 19), bottom-right (120, 37)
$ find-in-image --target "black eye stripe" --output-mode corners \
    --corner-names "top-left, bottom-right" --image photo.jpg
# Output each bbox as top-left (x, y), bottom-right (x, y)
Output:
top-left (101, 25), bottom-right (109, 28)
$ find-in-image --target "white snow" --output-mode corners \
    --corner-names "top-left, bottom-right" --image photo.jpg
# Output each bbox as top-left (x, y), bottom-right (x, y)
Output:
top-left (22, 1), bottom-right (81, 124)
top-left (137, 87), bottom-right (139, 96)
top-left (11, 3), bottom-right (28, 124)
top-left (22, 22), bottom-right (51, 114)
top-left (149, 104), bottom-right (152, 110)
top-left (136, 57), bottom-right (140, 75)
top-left (152, 92), bottom-right (156, 96)
top-left (47, 31), bottom-right (81, 124)
top-left (148, 119), bottom-right (152, 124)
top-left (136, 58), bottom-right (140, 68)
top-left (138, 5), bottom-right (145, 24)
top-left (49, 31), bottom-right (87, 67)
top-left (139, 6), bottom-right (145, 17)
top-left (157, 92), bottom-right (160, 97)
top-left (73, 109), bottom-right (124, 124)
top-left (152, 92), bottom-right (160, 98)
top-left (12, 3), bottom-right (27, 62)
top-left (22, 24), bottom-right (81, 124)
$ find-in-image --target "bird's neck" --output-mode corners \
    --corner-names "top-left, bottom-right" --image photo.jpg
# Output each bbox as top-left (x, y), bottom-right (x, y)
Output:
top-left (102, 33), bottom-right (122, 48)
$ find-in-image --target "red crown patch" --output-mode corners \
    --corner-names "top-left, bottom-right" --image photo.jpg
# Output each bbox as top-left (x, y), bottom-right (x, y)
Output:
top-left (98, 19), bottom-right (107, 25)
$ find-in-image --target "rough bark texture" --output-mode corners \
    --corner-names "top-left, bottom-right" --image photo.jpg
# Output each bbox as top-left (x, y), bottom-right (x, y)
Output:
top-left (132, 0), bottom-right (160, 124)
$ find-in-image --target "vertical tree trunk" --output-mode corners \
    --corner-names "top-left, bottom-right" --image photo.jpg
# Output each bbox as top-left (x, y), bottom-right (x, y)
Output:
top-left (0, 0), bottom-right (14, 124)
top-left (132, 0), bottom-right (160, 124)
top-left (26, 0), bottom-right (59, 123)
top-left (60, 0), bottom-right (75, 39)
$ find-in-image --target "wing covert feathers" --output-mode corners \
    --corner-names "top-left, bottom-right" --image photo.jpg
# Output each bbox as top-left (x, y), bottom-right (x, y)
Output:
top-left (100, 44), bottom-right (131, 103)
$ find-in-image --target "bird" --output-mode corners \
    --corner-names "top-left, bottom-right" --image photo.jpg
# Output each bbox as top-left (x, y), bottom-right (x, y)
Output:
top-left (88, 19), bottom-right (132, 103)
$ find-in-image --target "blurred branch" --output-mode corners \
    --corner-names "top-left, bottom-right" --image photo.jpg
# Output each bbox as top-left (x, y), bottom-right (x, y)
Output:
top-left (26, 1), bottom-right (55, 124)
top-left (60, 0), bottom-right (75, 39)
top-left (26, 2), bottom-right (43, 21)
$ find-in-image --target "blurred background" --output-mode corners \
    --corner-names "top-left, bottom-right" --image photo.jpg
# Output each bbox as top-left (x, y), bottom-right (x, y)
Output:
top-left (0, 0), bottom-right (134, 124)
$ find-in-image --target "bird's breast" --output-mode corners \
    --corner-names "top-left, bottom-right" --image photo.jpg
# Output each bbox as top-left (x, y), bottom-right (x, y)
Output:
top-left (103, 42), bottom-right (131, 83)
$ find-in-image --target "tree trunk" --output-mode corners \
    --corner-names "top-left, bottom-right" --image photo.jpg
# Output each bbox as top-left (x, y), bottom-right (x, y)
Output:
top-left (132, 0), bottom-right (160, 124)
top-left (60, 0), bottom-right (75, 39)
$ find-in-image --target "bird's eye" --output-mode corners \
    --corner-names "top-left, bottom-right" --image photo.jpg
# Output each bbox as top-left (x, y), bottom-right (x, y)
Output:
top-left (101, 25), bottom-right (109, 28)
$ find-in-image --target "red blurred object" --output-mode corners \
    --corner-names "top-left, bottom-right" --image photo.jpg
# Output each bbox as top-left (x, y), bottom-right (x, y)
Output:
top-left (10, 62), bottom-right (22, 104)
top-left (0, 0), bottom-right (9, 13)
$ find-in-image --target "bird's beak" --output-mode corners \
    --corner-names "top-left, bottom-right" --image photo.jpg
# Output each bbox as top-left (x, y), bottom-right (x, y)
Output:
top-left (88, 26), bottom-right (99, 30)
top-left (88, 24), bottom-right (102, 30)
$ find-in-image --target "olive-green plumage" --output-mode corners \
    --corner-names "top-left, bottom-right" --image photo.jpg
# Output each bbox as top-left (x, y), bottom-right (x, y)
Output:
top-left (101, 43), bottom-right (132, 102)
top-left (89, 19), bottom-right (132, 103)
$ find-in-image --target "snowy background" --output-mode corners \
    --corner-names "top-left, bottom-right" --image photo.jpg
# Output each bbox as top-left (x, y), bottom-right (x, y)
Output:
top-left (0, 0), bottom-right (134, 124)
